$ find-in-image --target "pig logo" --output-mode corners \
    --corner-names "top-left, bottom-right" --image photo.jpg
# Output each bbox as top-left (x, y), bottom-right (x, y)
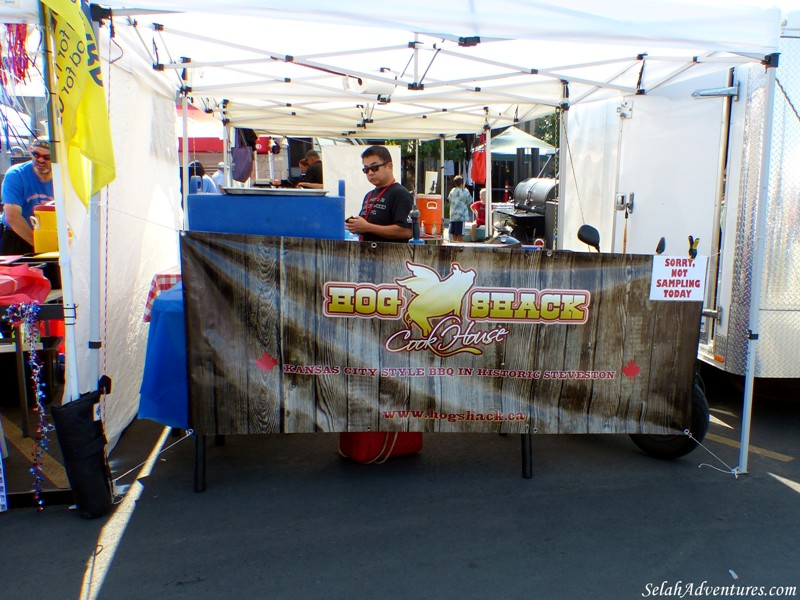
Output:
top-left (396, 262), bottom-right (477, 336)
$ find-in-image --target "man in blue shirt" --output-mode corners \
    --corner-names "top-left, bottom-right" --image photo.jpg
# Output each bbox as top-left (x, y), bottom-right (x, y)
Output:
top-left (1, 139), bottom-right (54, 255)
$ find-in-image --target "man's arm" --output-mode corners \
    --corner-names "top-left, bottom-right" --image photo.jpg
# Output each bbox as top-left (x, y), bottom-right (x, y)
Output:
top-left (296, 181), bottom-right (324, 189)
top-left (3, 204), bottom-right (34, 245)
top-left (345, 217), bottom-right (411, 240)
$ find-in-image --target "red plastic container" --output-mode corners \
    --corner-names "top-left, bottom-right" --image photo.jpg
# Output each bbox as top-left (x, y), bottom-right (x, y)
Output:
top-left (339, 432), bottom-right (423, 464)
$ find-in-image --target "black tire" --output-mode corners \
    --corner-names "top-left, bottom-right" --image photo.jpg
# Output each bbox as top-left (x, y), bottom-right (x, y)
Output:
top-left (629, 383), bottom-right (709, 459)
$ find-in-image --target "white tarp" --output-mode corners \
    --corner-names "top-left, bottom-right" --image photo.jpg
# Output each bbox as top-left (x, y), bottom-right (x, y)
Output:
top-left (68, 37), bottom-right (183, 449)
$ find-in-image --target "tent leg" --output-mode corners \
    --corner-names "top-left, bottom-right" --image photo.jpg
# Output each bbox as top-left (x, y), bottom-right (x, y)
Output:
top-left (194, 434), bottom-right (206, 492)
top-left (14, 324), bottom-right (30, 438)
top-left (521, 431), bottom-right (532, 479)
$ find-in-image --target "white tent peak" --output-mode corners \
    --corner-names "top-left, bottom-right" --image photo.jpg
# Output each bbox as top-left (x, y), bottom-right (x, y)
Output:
top-left (483, 126), bottom-right (556, 156)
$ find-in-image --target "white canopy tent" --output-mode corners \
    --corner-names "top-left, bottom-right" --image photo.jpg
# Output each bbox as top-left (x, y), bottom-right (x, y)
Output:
top-left (89, 2), bottom-right (784, 140)
top-left (0, 1), bottom-right (788, 456)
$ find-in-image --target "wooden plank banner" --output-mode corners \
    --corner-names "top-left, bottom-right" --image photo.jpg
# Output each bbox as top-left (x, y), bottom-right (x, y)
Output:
top-left (180, 232), bottom-right (702, 436)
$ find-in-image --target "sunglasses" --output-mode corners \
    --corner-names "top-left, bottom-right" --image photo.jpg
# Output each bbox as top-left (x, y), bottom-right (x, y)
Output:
top-left (31, 151), bottom-right (51, 161)
top-left (361, 162), bottom-right (387, 174)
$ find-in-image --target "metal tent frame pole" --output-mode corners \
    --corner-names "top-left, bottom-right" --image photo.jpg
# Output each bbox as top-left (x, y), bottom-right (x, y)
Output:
top-left (40, 5), bottom-right (80, 402)
top-left (737, 55), bottom-right (779, 475)
top-left (181, 94), bottom-right (190, 229)
top-left (87, 18), bottom-right (106, 391)
top-left (439, 135), bottom-right (446, 227)
top-left (485, 124), bottom-right (493, 234)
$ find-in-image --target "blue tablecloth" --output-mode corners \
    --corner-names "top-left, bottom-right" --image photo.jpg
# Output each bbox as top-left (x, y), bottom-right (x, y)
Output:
top-left (139, 282), bottom-right (189, 429)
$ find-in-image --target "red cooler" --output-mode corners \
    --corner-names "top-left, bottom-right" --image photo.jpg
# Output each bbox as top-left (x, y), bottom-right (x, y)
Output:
top-left (339, 432), bottom-right (423, 464)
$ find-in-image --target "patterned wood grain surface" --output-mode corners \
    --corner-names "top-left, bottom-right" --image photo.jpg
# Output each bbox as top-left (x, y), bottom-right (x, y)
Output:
top-left (181, 232), bottom-right (702, 435)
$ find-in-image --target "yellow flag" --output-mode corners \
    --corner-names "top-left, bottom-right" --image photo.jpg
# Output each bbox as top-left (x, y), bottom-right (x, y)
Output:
top-left (41, 0), bottom-right (116, 207)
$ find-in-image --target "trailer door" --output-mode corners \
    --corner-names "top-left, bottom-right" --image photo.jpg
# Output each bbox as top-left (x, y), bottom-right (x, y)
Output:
top-left (613, 71), bottom-right (729, 259)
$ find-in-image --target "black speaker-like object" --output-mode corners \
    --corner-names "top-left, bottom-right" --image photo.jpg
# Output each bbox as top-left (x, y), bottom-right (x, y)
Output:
top-left (51, 390), bottom-right (113, 518)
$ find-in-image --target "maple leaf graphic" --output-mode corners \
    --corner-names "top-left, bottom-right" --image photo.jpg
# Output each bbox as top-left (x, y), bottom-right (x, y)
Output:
top-left (621, 360), bottom-right (641, 378)
top-left (255, 352), bottom-right (279, 372)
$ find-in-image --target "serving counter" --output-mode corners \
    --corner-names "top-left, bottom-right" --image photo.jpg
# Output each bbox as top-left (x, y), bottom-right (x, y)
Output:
top-left (141, 189), bottom-right (704, 492)
top-left (187, 189), bottom-right (345, 239)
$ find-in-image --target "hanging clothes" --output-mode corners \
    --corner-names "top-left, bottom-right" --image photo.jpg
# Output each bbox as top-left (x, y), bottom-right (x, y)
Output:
top-left (469, 132), bottom-right (487, 184)
top-left (470, 149), bottom-right (486, 184)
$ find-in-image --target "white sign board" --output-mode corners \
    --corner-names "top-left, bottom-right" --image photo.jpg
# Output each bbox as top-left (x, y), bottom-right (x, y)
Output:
top-left (650, 256), bottom-right (708, 301)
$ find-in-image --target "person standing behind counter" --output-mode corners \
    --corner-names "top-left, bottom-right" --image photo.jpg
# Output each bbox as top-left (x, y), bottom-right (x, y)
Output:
top-left (296, 150), bottom-right (323, 189)
top-left (345, 145), bottom-right (412, 243)
top-left (211, 162), bottom-right (227, 189)
top-left (1, 138), bottom-right (54, 255)
top-left (188, 161), bottom-right (219, 193)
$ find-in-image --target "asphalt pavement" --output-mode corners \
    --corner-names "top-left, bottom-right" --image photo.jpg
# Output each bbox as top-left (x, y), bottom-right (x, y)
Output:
top-left (2, 369), bottom-right (799, 600)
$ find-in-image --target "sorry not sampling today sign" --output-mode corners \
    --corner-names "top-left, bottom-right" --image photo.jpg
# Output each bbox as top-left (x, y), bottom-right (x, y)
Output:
top-left (650, 256), bottom-right (708, 301)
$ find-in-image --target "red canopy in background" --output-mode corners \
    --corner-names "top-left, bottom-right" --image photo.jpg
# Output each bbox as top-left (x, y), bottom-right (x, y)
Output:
top-left (177, 105), bottom-right (272, 153)
top-left (178, 136), bottom-right (273, 154)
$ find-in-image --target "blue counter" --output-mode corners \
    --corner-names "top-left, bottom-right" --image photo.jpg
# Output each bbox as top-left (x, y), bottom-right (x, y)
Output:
top-left (138, 283), bottom-right (188, 429)
top-left (187, 191), bottom-right (345, 239)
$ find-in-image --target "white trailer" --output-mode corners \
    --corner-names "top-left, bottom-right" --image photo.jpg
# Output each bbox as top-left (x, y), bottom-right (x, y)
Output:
top-left (560, 26), bottom-right (799, 471)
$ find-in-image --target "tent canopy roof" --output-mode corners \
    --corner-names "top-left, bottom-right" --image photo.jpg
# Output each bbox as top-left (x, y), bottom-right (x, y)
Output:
top-left (480, 127), bottom-right (556, 157)
top-left (2, 1), bottom-right (787, 139)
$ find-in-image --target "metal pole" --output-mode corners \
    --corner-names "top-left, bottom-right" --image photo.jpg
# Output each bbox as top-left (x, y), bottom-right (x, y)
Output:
top-left (413, 33), bottom-right (419, 86)
top-left (557, 108), bottom-right (566, 250)
top-left (268, 140), bottom-right (275, 181)
top-left (439, 135), bottom-right (446, 231)
top-left (521, 432), bottom-right (532, 479)
top-left (181, 95), bottom-right (189, 229)
top-left (738, 59), bottom-right (778, 474)
top-left (14, 324), bottom-right (30, 437)
top-left (40, 5), bottom-right (80, 401)
top-left (415, 139), bottom-right (420, 196)
top-left (222, 121), bottom-right (231, 187)
top-left (87, 18), bottom-right (105, 390)
top-left (485, 125), bottom-right (493, 235)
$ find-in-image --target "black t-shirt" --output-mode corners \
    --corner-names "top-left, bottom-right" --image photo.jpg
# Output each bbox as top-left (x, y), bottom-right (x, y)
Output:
top-left (305, 161), bottom-right (323, 184)
top-left (359, 182), bottom-right (413, 243)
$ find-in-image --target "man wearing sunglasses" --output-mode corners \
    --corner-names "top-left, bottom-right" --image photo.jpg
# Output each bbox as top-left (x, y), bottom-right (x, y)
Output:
top-left (1, 138), bottom-right (54, 255)
top-left (345, 145), bottom-right (412, 242)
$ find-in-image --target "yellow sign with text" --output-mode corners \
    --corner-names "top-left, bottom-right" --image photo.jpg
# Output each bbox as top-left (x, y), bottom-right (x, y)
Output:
top-left (42, 0), bottom-right (116, 206)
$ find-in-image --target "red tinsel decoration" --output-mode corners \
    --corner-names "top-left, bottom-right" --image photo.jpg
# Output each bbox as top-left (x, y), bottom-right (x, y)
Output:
top-left (1, 24), bottom-right (30, 85)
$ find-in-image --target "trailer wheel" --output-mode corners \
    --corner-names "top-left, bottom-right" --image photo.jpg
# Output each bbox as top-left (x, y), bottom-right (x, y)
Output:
top-left (629, 383), bottom-right (709, 459)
